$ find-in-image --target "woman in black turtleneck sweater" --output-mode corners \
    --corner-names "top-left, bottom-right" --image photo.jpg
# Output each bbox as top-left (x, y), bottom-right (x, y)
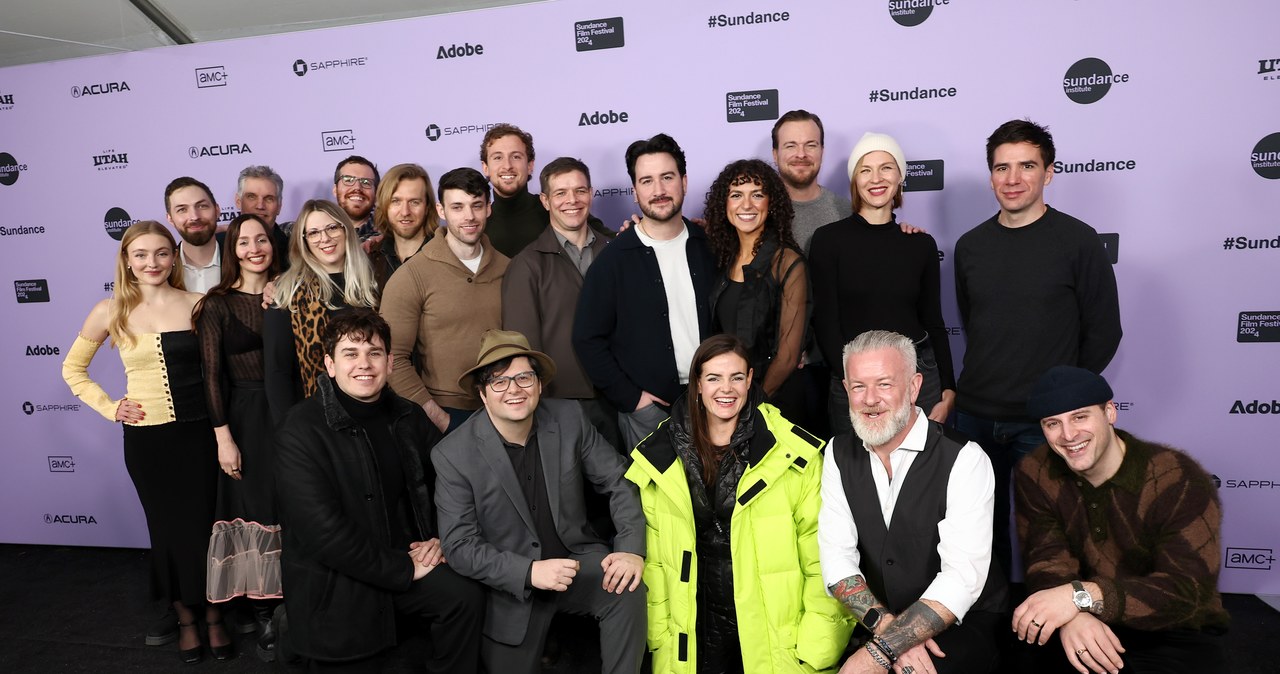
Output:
top-left (809, 132), bottom-right (956, 437)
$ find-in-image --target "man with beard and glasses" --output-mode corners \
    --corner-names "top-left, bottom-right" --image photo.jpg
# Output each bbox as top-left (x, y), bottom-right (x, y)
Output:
top-left (573, 133), bottom-right (716, 450)
top-left (332, 155), bottom-right (380, 241)
top-left (479, 124), bottom-right (612, 258)
top-left (771, 109), bottom-right (852, 254)
top-left (819, 330), bottom-right (1007, 674)
top-left (165, 176), bottom-right (222, 293)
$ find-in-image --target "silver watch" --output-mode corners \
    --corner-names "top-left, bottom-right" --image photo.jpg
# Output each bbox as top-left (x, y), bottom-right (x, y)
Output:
top-left (1071, 580), bottom-right (1104, 616)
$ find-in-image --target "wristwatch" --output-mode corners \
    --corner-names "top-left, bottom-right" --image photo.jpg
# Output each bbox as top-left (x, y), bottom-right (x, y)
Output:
top-left (863, 607), bottom-right (883, 632)
top-left (1071, 580), bottom-right (1104, 616)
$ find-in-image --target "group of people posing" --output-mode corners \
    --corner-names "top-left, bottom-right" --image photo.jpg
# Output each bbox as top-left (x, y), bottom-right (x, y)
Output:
top-left (61, 113), bottom-right (1228, 674)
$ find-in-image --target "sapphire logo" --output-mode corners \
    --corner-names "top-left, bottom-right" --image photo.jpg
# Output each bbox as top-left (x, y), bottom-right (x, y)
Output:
top-left (45, 514), bottom-right (98, 525)
top-left (0, 152), bottom-right (27, 186)
top-left (104, 207), bottom-right (137, 240)
top-left (196, 66), bottom-right (227, 88)
top-left (188, 143), bottom-right (252, 159)
top-left (0, 224), bottom-right (44, 237)
top-left (425, 124), bottom-right (442, 142)
top-left (1251, 133), bottom-right (1280, 179)
top-left (71, 81), bottom-right (131, 98)
top-left (423, 122), bottom-right (501, 142)
top-left (889, 0), bottom-right (949, 27)
top-left (1226, 547), bottom-right (1275, 570)
top-left (48, 456), bottom-right (76, 472)
top-left (322, 129), bottom-right (357, 152)
top-left (1238, 311), bottom-right (1280, 343)
top-left (579, 109), bottom-right (629, 126)
top-left (594, 187), bottom-right (635, 198)
top-left (22, 401), bottom-right (34, 415)
top-left (437, 42), bottom-right (484, 59)
top-left (903, 160), bottom-right (945, 192)
top-left (1229, 399), bottom-right (1280, 414)
top-left (1063, 58), bottom-right (1129, 104)
top-left (93, 149), bottom-right (128, 171)
top-left (293, 59), bottom-right (308, 76)
top-left (293, 57), bottom-right (368, 76)
top-left (726, 89), bottom-right (779, 123)
top-left (575, 17), bottom-right (624, 51)
top-left (15, 278), bottom-right (50, 303)
top-left (23, 400), bottom-right (81, 414)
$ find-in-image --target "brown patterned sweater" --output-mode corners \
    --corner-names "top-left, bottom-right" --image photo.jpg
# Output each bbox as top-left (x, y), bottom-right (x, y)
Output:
top-left (1015, 429), bottom-right (1229, 632)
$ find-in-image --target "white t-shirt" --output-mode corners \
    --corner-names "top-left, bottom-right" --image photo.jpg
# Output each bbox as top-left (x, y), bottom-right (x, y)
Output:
top-left (635, 223), bottom-right (699, 383)
top-left (460, 249), bottom-right (482, 274)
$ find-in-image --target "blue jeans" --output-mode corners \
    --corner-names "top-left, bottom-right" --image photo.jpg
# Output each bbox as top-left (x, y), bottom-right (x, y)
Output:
top-left (954, 411), bottom-right (1045, 582)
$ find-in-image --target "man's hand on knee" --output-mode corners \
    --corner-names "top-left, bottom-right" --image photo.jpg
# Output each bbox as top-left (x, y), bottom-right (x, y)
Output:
top-left (531, 558), bottom-right (579, 592)
top-left (600, 552), bottom-right (644, 594)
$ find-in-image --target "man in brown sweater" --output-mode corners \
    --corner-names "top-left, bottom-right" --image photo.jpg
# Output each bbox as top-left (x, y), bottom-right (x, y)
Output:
top-left (382, 167), bottom-right (509, 433)
top-left (1012, 366), bottom-right (1228, 674)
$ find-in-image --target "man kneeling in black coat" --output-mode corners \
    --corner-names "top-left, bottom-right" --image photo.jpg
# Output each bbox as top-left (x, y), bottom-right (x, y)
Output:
top-left (276, 309), bottom-right (484, 672)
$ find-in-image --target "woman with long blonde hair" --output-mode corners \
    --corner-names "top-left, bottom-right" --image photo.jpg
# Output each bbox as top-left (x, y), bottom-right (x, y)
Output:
top-left (62, 221), bottom-right (231, 664)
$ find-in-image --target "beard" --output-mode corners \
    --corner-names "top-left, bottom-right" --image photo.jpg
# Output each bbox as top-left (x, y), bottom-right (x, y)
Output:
top-left (779, 162), bottom-right (817, 190)
top-left (850, 401), bottom-right (913, 448)
top-left (638, 193), bottom-right (684, 224)
top-left (177, 222), bottom-right (215, 246)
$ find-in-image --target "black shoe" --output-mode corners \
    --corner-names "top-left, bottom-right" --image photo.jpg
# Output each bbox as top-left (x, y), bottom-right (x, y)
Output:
top-left (177, 621), bottom-right (203, 665)
top-left (254, 603), bottom-right (277, 662)
top-left (272, 604), bottom-right (302, 666)
top-left (146, 606), bottom-right (179, 647)
top-left (207, 620), bottom-right (237, 661)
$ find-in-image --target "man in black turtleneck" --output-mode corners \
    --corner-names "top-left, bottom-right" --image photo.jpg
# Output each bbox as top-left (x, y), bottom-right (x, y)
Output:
top-left (479, 123), bottom-right (613, 257)
top-left (275, 310), bottom-right (484, 672)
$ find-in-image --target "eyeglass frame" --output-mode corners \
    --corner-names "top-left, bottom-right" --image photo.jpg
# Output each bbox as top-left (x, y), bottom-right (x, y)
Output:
top-left (303, 222), bottom-right (346, 242)
top-left (338, 174), bottom-right (375, 188)
top-left (486, 370), bottom-right (539, 392)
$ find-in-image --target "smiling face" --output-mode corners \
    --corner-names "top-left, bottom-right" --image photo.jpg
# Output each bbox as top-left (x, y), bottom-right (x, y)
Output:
top-left (324, 332), bottom-right (393, 403)
top-left (854, 151), bottom-right (902, 212)
top-left (843, 346), bottom-right (921, 450)
top-left (437, 188), bottom-right (490, 246)
top-left (633, 152), bottom-right (686, 224)
top-left (990, 141), bottom-right (1053, 219)
top-left (726, 177), bottom-right (769, 238)
top-left (479, 356), bottom-right (542, 426)
top-left (235, 177), bottom-right (281, 227)
top-left (333, 161), bottom-right (376, 222)
top-left (697, 351), bottom-right (753, 425)
top-left (302, 210), bottom-right (347, 273)
top-left (540, 169), bottom-right (592, 235)
top-left (773, 119), bottom-right (823, 190)
top-left (234, 218), bottom-right (274, 276)
top-left (1040, 403), bottom-right (1123, 486)
top-left (166, 185), bottom-right (218, 246)
top-left (387, 177), bottom-right (429, 240)
top-left (482, 134), bottom-right (533, 199)
top-left (126, 233), bottom-right (176, 285)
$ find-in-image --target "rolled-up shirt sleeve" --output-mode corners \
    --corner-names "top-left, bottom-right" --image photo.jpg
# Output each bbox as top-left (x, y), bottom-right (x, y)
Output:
top-left (818, 441), bottom-right (863, 593)
top-left (921, 441), bottom-right (995, 622)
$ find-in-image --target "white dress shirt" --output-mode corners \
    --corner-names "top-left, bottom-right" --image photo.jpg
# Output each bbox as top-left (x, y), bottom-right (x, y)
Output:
top-left (818, 408), bottom-right (995, 621)
top-left (180, 240), bottom-right (221, 294)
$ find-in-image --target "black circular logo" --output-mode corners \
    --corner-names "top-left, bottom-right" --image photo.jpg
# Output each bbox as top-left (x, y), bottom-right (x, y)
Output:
top-left (889, 0), bottom-right (935, 27)
top-left (425, 124), bottom-right (442, 142)
top-left (1250, 132), bottom-right (1280, 180)
top-left (104, 207), bottom-right (135, 240)
top-left (293, 59), bottom-right (308, 77)
top-left (71, 85), bottom-right (82, 98)
top-left (23, 401), bottom-right (35, 415)
top-left (44, 513), bottom-right (52, 523)
top-left (0, 152), bottom-right (20, 186)
top-left (1063, 58), bottom-right (1116, 104)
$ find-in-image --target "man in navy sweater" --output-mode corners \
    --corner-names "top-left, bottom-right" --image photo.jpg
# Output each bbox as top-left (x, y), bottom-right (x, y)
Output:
top-left (572, 133), bottom-right (715, 450)
top-left (952, 119), bottom-right (1122, 578)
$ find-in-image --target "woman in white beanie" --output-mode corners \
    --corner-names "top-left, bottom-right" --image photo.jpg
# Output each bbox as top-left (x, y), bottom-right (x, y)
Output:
top-left (809, 132), bottom-right (957, 435)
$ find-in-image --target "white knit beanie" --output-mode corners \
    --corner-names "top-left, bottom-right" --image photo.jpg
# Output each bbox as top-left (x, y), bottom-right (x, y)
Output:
top-left (847, 132), bottom-right (906, 183)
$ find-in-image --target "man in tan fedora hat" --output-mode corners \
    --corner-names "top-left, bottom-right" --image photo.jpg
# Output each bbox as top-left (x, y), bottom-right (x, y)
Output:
top-left (432, 329), bottom-right (647, 674)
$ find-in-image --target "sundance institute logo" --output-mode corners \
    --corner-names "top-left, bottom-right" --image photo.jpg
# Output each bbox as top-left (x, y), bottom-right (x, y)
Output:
top-left (888, 0), bottom-right (948, 27)
top-left (1250, 133), bottom-right (1280, 180)
top-left (1062, 58), bottom-right (1129, 104)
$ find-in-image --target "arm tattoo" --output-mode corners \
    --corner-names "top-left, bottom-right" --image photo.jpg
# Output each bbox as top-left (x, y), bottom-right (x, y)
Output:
top-left (879, 601), bottom-right (948, 656)
top-left (829, 574), bottom-right (887, 623)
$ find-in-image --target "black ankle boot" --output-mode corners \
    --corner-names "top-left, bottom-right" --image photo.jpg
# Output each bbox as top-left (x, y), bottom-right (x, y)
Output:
top-left (254, 603), bottom-right (277, 662)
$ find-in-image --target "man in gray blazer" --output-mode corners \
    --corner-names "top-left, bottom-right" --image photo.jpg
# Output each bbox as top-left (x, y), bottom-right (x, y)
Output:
top-left (432, 330), bottom-right (646, 674)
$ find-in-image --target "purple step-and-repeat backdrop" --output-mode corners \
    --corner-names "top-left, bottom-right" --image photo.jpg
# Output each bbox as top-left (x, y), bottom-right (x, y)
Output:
top-left (1, 1), bottom-right (1277, 592)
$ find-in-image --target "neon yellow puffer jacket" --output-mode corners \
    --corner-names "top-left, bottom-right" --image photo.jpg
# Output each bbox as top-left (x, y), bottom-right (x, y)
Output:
top-left (625, 403), bottom-right (854, 674)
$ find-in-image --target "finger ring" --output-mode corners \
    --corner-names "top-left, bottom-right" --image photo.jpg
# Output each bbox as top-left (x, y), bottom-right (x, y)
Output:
top-left (1076, 648), bottom-right (1088, 655)
top-left (1031, 619), bottom-right (1043, 628)
top-left (902, 667), bottom-right (914, 674)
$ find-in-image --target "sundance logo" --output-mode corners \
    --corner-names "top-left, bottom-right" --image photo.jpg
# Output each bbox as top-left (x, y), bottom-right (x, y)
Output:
top-left (322, 129), bottom-right (357, 152)
top-left (0, 151), bottom-right (28, 186)
top-left (104, 207), bottom-right (137, 240)
top-left (575, 17), bottom-right (624, 52)
top-left (1251, 133), bottom-right (1280, 180)
top-left (195, 66), bottom-right (227, 88)
top-left (71, 81), bottom-right (130, 98)
top-left (889, 0), bottom-right (949, 28)
top-left (726, 89), bottom-right (779, 123)
top-left (1063, 58), bottom-right (1129, 104)
top-left (437, 42), bottom-right (484, 59)
top-left (1238, 311), bottom-right (1280, 343)
top-left (1053, 158), bottom-right (1137, 174)
top-left (93, 150), bottom-right (128, 171)
top-left (0, 224), bottom-right (45, 237)
top-left (188, 143), bottom-right (252, 159)
top-left (45, 514), bottom-right (98, 525)
top-left (15, 278), bottom-right (50, 303)
top-left (579, 109), bottom-right (629, 126)
top-left (1229, 399), bottom-right (1280, 414)
top-left (48, 456), bottom-right (76, 473)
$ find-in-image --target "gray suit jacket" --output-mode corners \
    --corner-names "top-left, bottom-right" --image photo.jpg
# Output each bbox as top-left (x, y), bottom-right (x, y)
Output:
top-left (432, 398), bottom-right (644, 645)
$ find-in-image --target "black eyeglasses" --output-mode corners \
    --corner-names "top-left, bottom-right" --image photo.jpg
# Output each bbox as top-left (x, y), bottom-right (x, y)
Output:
top-left (338, 174), bottom-right (375, 188)
top-left (487, 371), bottom-right (537, 392)
top-left (304, 223), bottom-right (345, 242)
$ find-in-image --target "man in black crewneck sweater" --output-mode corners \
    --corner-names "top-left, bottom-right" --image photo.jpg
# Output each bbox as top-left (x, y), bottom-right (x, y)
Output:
top-left (953, 119), bottom-right (1122, 579)
top-left (275, 310), bottom-right (484, 672)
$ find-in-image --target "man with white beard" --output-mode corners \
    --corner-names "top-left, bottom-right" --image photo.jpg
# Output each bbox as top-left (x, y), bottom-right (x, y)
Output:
top-left (818, 330), bottom-right (1007, 674)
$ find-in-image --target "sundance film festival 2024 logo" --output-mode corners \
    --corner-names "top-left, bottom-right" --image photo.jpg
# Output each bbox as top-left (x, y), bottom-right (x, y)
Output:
top-left (1063, 58), bottom-right (1129, 104)
top-left (575, 17), bottom-right (624, 51)
top-left (888, 0), bottom-right (950, 27)
top-left (1238, 312), bottom-right (1280, 343)
top-left (14, 279), bottom-right (49, 303)
top-left (726, 90), bottom-right (779, 123)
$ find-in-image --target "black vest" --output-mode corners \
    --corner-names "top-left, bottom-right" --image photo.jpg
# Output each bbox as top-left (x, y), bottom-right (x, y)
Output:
top-left (832, 420), bottom-right (1007, 615)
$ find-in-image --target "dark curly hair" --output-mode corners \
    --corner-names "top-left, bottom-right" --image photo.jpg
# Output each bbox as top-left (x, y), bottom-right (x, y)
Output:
top-left (702, 159), bottom-right (797, 272)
